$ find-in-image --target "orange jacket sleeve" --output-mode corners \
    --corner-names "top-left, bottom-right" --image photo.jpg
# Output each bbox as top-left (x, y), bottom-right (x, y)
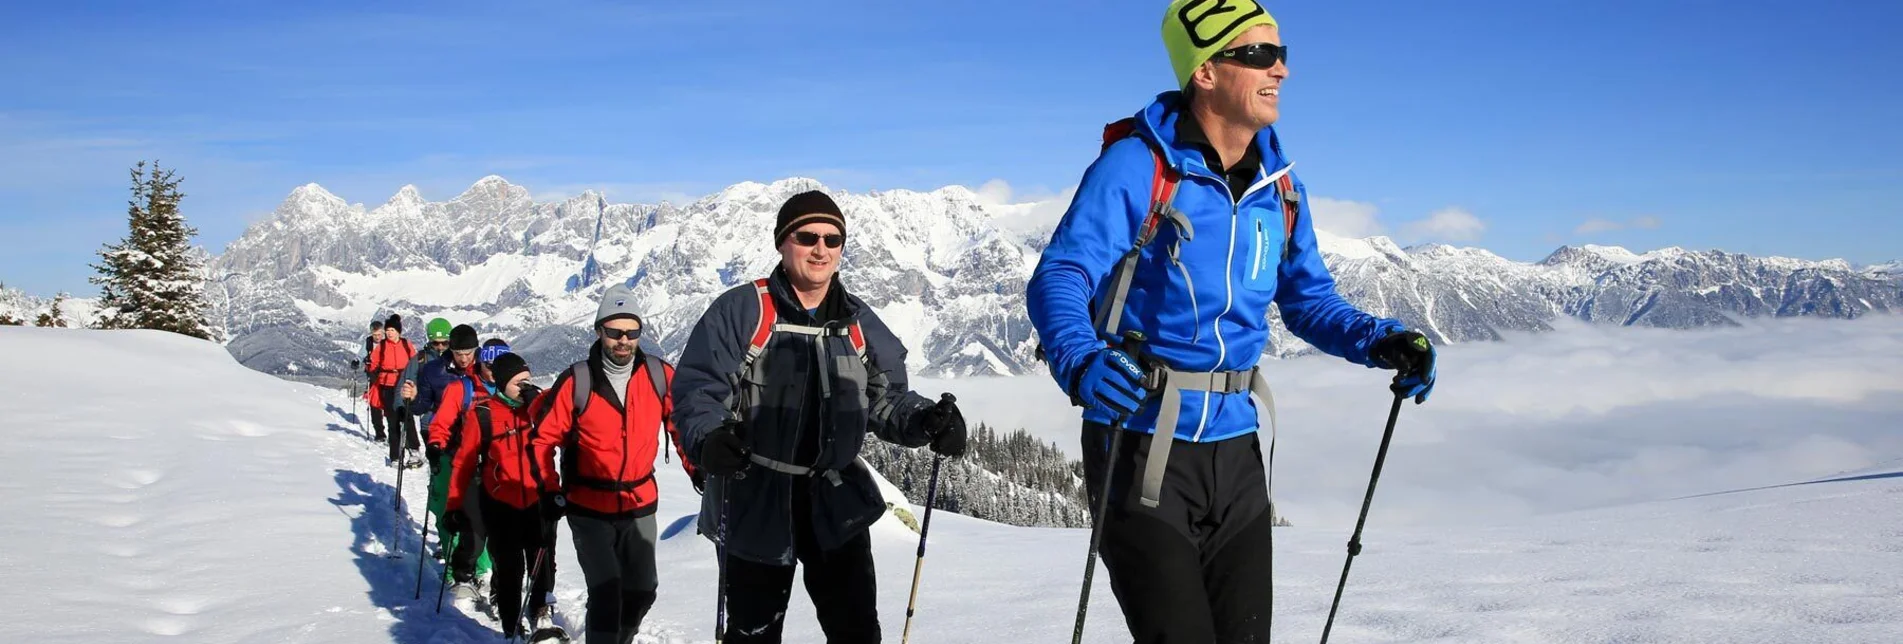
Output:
top-left (427, 379), bottom-right (466, 451)
top-left (529, 370), bottom-right (579, 493)
top-left (445, 398), bottom-right (485, 511)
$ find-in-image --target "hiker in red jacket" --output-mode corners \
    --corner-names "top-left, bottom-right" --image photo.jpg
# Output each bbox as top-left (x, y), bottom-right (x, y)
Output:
top-left (530, 284), bottom-right (697, 644)
top-left (367, 314), bottom-right (421, 466)
top-left (445, 350), bottom-right (562, 641)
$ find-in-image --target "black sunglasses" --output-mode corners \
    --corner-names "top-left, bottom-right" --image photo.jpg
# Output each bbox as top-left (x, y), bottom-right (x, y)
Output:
top-left (600, 327), bottom-right (642, 341)
top-left (1211, 42), bottom-right (1287, 69)
top-left (790, 231), bottom-right (845, 249)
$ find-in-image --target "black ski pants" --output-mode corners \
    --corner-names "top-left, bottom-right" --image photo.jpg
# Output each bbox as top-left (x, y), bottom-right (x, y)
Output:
top-left (447, 488), bottom-right (487, 583)
top-left (1081, 421), bottom-right (1277, 644)
top-left (721, 485), bottom-right (880, 644)
top-left (481, 493), bottom-right (557, 639)
top-left (372, 384), bottom-right (420, 461)
top-left (568, 512), bottom-right (659, 644)
top-left (375, 384), bottom-right (420, 462)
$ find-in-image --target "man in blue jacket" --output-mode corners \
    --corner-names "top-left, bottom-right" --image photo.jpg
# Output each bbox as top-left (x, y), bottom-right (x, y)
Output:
top-left (1026, 2), bottom-right (1438, 641)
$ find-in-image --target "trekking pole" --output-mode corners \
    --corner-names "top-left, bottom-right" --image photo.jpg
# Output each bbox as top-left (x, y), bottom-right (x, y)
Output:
top-left (436, 525), bottom-right (455, 613)
top-left (517, 545), bottom-right (548, 642)
top-left (1318, 378), bottom-right (1409, 644)
top-left (393, 409), bottom-right (409, 526)
top-left (714, 477), bottom-right (731, 644)
top-left (1072, 331), bottom-right (1158, 644)
top-left (413, 470), bottom-right (439, 599)
top-left (901, 448), bottom-right (949, 643)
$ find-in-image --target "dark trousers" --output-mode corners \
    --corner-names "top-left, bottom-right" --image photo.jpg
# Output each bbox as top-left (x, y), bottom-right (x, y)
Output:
top-left (568, 512), bottom-right (659, 644)
top-left (449, 488), bottom-right (488, 583)
top-left (481, 493), bottom-right (557, 638)
top-left (375, 384), bottom-right (419, 462)
top-left (722, 486), bottom-right (880, 644)
top-left (1082, 421), bottom-right (1277, 644)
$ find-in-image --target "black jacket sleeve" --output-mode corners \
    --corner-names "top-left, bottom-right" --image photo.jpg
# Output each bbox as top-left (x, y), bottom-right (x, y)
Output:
top-left (671, 285), bottom-right (755, 462)
top-left (858, 310), bottom-right (936, 449)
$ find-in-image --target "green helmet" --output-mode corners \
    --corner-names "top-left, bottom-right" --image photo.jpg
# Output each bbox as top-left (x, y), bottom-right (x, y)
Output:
top-left (426, 317), bottom-right (453, 341)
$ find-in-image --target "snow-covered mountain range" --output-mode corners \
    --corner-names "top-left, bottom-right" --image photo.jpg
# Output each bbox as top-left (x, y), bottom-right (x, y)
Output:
top-left (200, 176), bottom-right (1902, 384)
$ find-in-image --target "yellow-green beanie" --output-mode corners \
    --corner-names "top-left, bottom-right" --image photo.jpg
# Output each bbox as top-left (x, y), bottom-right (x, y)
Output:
top-left (1162, 0), bottom-right (1280, 88)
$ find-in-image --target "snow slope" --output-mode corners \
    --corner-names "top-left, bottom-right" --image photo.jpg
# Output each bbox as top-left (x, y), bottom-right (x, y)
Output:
top-left (5, 326), bottom-right (1902, 642)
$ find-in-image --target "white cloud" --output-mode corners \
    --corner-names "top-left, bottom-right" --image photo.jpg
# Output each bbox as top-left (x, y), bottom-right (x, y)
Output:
top-left (1403, 206), bottom-right (1486, 242)
top-left (917, 314), bottom-right (1903, 532)
top-left (1574, 215), bottom-right (1663, 236)
top-left (969, 179), bottom-right (1077, 238)
top-left (1308, 196), bottom-right (1386, 238)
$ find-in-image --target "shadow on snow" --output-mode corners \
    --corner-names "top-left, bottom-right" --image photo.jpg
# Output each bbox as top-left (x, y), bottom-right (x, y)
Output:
top-left (329, 468), bottom-right (499, 643)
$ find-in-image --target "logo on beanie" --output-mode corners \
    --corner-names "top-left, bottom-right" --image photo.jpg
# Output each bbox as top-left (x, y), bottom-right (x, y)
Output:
top-left (615, 299), bottom-right (625, 307)
top-left (1178, 0), bottom-right (1266, 48)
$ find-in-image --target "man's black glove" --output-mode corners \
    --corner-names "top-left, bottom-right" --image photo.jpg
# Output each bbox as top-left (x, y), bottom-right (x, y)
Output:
top-left (540, 492), bottom-right (567, 522)
top-left (699, 421), bottom-right (751, 477)
top-left (425, 444), bottom-right (443, 465)
top-left (1369, 329), bottom-right (1437, 404)
top-left (444, 509), bottom-right (469, 534)
top-left (690, 469), bottom-right (707, 495)
top-left (918, 394), bottom-right (966, 458)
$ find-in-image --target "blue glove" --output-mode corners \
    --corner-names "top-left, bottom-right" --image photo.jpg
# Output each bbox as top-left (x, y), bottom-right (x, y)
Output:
top-left (1370, 330), bottom-right (1436, 404)
top-left (1069, 348), bottom-right (1148, 416)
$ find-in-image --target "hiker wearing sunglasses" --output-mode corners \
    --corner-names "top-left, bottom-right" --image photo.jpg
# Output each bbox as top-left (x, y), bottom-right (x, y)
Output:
top-left (673, 189), bottom-right (969, 643)
top-left (1025, 1), bottom-right (1438, 641)
top-left (528, 283), bottom-right (699, 644)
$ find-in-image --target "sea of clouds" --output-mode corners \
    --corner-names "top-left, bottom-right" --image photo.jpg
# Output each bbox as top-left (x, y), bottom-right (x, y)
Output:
top-left (916, 314), bottom-right (1903, 532)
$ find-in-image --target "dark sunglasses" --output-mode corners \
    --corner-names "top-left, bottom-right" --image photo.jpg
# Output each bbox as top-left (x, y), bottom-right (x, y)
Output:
top-left (600, 327), bottom-right (642, 341)
top-left (1211, 42), bottom-right (1287, 69)
top-left (790, 231), bottom-right (844, 249)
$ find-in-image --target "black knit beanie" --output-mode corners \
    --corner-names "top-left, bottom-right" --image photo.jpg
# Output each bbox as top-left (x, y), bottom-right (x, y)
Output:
top-left (449, 324), bottom-right (479, 351)
top-left (774, 190), bottom-right (846, 247)
top-left (384, 314), bottom-right (403, 333)
top-left (489, 352), bottom-right (529, 387)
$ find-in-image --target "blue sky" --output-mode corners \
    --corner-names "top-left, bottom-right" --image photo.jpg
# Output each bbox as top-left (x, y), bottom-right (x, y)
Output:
top-left (3, 0), bottom-right (1899, 297)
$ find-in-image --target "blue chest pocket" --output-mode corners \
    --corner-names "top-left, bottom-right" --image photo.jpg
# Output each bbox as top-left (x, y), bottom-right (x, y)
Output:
top-left (1243, 204), bottom-right (1284, 292)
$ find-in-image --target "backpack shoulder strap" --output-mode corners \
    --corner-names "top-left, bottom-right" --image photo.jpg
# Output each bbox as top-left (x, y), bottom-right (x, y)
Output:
top-left (744, 278), bottom-right (777, 371)
top-left (569, 361), bottom-right (591, 421)
top-left (1091, 117), bottom-right (1183, 338)
top-left (846, 321), bottom-right (868, 364)
top-left (643, 353), bottom-right (670, 412)
top-left (1275, 171), bottom-right (1300, 261)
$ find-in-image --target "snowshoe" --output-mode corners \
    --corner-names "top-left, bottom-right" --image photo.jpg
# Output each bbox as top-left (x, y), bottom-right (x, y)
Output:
top-left (526, 625), bottom-right (570, 643)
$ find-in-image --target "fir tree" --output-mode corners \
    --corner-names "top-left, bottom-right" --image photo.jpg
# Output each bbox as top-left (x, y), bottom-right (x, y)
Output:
top-left (0, 314), bottom-right (20, 326)
top-left (34, 294), bottom-right (68, 328)
top-left (89, 161), bottom-right (212, 339)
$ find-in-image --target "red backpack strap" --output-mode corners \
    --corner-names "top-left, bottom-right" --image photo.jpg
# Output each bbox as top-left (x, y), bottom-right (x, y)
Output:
top-left (846, 321), bottom-right (868, 364)
top-left (747, 279), bottom-right (776, 367)
top-left (1091, 117), bottom-right (1183, 338)
top-left (1276, 172), bottom-right (1300, 261)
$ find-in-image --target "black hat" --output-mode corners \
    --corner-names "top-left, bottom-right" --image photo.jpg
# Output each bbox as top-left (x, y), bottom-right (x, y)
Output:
top-left (489, 352), bottom-right (529, 387)
top-left (384, 314), bottom-right (403, 332)
top-left (449, 324), bottom-right (479, 351)
top-left (774, 190), bottom-right (846, 247)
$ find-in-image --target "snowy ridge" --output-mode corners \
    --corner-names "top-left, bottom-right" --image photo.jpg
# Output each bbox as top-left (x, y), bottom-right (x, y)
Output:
top-left (207, 176), bottom-right (1903, 383)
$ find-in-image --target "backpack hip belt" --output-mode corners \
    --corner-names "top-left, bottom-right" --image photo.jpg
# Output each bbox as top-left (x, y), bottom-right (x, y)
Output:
top-left (1136, 367), bottom-right (1278, 510)
top-left (571, 471), bottom-right (655, 493)
top-left (746, 452), bottom-right (845, 487)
